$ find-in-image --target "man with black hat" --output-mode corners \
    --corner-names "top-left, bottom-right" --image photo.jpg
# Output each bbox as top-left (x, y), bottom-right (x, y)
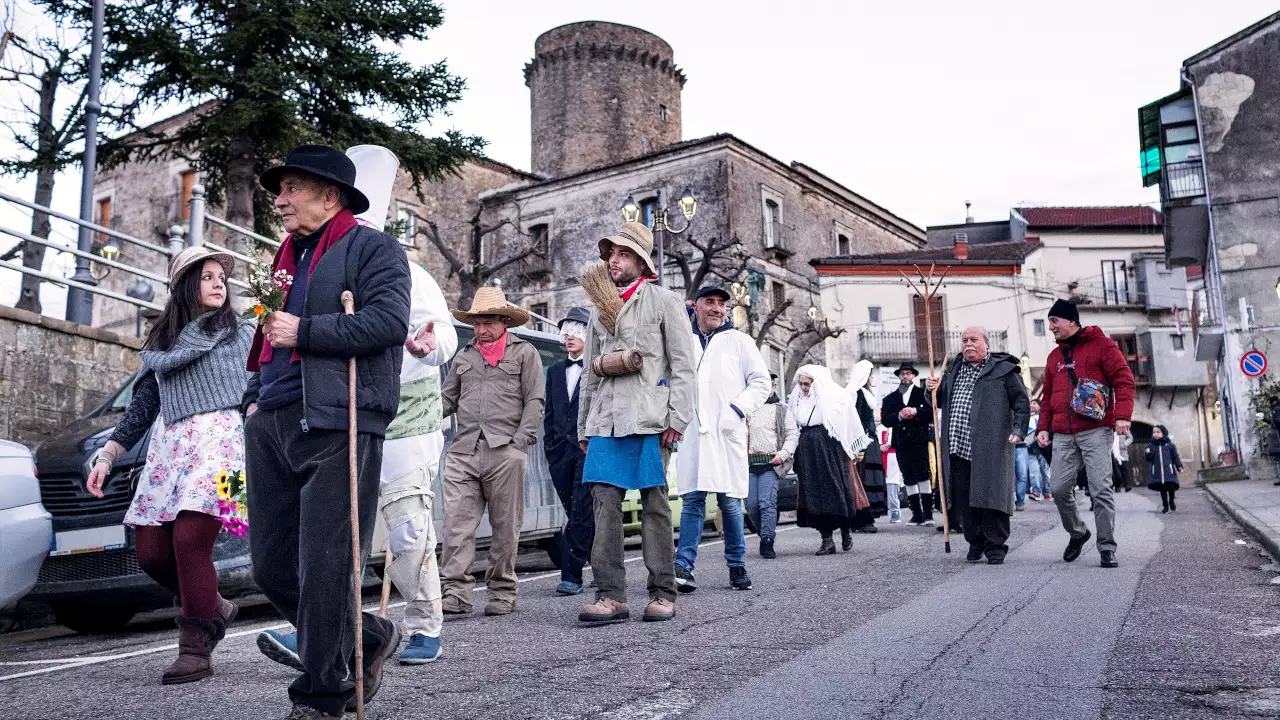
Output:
top-left (746, 373), bottom-right (798, 558)
top-left (243, 144), bottom-right (411, 720)
top-left (543, 306), bottom-right (595, 595)
top-left (880, 362), bottom-right (935, 526)
top-left (1037, 299), bottom-right (1135, 569)
top-left (673, 285), bottom-right (771, 592)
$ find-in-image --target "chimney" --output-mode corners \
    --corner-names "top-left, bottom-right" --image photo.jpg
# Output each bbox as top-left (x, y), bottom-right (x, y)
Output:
top-left (964, 201), bottom-right (974, 224)
top-left (953, 232), bottom-right (969, 260)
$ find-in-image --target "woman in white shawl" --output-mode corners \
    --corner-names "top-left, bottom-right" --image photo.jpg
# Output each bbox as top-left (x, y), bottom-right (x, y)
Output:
top-left (788, 365), bottom-right (872, 555)
top-left (847, 360), bottom-right (888, 536)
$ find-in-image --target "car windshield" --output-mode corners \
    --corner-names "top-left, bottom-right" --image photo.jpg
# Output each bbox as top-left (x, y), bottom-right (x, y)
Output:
top-left (102, 374), bottom-right (139, 413)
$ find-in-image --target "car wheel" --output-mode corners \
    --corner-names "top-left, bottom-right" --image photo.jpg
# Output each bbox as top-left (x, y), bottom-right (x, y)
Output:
top-left (52, 602), bottom-right (137, 635)
top-left (540, 533), bottom-right (564, 570)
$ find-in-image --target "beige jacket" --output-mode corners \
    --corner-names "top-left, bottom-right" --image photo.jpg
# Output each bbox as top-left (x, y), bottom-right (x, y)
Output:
top-left (578, 281), bottom-right (696, 442)
top-left (442, 333), bottom-right (545, 455)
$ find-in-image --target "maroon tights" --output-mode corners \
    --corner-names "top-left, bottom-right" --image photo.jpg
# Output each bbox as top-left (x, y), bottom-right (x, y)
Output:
top-left (133, 511), bottom-right (223, 620)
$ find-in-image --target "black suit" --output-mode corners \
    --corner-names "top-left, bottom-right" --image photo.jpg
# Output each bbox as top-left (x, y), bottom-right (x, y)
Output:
top-left (881, 384), bottom-right (933, 486)
top-left (543, 358), bottom-right (593, 584)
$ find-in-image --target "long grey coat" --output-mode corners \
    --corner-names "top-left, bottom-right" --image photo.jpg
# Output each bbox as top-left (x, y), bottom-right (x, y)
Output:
top-left (936, 352), bottom-right (1031, 516)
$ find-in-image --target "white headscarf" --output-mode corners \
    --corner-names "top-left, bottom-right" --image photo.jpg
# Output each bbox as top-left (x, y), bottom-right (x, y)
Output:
top-left (789, 364), bottom-right (870, 459)
top-left (846, 359), bottom-right (880, 412)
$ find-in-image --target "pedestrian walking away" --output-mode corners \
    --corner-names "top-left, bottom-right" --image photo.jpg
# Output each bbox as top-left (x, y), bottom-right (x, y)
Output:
top-left (926, 326), bottom-right (1030, 565)
top-left (881, 363), bottom-right (936, 527)
top-left (544, 306), bottom-right (595, 596)
top-left (1037, 299), bottom-right (1136, 570)
top-left (1023, 400), bottom-right (1052, 502)
top-left (789, 365), bottom-right (872, 556)
top-left (1145, 425), bottom-right (1184, 513)
top-left (848, 360), bottom-right (888, 542)
top-left (674, 285), bottom-right (771, 592)
top-left (86, 246), bottom-right (253, 685)
top-left (880, 426), bottom-right (904, 523)
top-left (439, 287), bottom-right (545, 618)
top-left (243, 144), bottom-right (410, 719)
top-left (746, 374), bottom-right (798, 558)
top-left (577, 221), bottom-right (696, 624)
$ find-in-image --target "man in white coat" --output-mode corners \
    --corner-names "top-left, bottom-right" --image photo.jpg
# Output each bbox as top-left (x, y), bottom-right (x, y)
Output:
top-left (674, 285), bottom-right (771, 593)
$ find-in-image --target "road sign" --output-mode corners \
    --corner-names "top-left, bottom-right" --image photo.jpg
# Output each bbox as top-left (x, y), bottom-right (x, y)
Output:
top-left (1241, 349), bottom-right (1268, 378)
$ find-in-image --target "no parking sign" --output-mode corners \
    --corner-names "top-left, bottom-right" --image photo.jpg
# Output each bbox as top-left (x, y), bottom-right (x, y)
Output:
top-left (1241, 349), bottom-right (1268, 378)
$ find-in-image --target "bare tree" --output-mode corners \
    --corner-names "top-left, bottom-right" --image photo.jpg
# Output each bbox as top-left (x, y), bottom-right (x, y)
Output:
top-left (664, 232), bottom-right (750, 301)
top-left (782, 319), bottom-right (844, 391)
top-left (750, 297), bottom-right (793, 347)
top-left (419, 207), bottom-right (543, 306)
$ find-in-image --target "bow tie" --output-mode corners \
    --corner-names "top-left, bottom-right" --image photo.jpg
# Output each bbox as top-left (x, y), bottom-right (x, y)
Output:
top-left (567, 359), bottom-right (582, 367)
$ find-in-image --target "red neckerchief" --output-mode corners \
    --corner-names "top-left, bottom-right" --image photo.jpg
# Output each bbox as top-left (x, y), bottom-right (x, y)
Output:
top-left (475, 331), bottom-right (508, 367)
top-left (246, 209), bottom-right (358, 371)
top-left (619, 275), bottom-right (655, 302)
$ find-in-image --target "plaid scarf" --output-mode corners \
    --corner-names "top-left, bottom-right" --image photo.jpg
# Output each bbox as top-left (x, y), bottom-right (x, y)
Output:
top-left (948, 356), bottom-right (988, 461)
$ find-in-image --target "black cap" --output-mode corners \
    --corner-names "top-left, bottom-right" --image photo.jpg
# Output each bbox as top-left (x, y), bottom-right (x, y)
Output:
top-left (260, 145), bottom-right (371, 215)
top-left (558, 306), bottom-right (590, 329)
top-left (1048, 299), bottom-right (1080, 325)
top-left (694, 285), bottom-right (731, 302)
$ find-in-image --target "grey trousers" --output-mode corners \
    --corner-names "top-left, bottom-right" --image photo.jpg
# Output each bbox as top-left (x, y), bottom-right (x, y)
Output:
top-left (439, 442), bottom-right (527, 607)
top-left (1050, 427), bottom-right (1118, 552)
top-left (590, 481), bottom-right (677, 604)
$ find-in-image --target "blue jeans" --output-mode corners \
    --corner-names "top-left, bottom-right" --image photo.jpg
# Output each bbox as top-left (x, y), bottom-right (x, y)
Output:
top-left (745, 470), bottom-right (780, 542)
top-left (1029, 452), bottom-right (1051, 495)
top-left (676, 491), bottom-right (746, 570)
top-left (1014, 446), bottom-right (1029, 505)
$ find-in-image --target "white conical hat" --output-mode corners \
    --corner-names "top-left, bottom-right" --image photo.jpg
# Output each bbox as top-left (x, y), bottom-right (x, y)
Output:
top-left (346, 145), bottom-right (400, 231)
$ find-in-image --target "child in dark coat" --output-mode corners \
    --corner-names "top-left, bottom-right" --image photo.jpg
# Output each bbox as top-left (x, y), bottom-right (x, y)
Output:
top-left (1145, 425), bottom-right (1184, 513)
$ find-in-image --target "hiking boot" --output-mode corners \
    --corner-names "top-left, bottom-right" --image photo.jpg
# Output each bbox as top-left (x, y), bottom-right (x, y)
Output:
top-left (345, 622), bottom-right (402, 712)
top-left (484, 599), bottom-right (515, 616)
top-left (162, 616), bottom-right (223, 685)
top-left (673, 563), bottom-right (697, 593)
top-left (1100, 550), bottom-right (1119, 568)
top-left (441, 595), bottom-right (472, 615)
top-left (841, 528), bottom-right (853, 551)
top-left (1063, 528), bottom-right (1092, 563)
top-left (643, 598), bottom-right (676, 622)
top-left (399, 634), bottom-right (442, 665)
top-left (257, 629), bottom-right (303, 671)
top-left (759, 538), bottom-right (776, 559)
top-left (283, 704), bottom-right (340, 720)
top-left (579, 597), bottom-right (629, 623)
top-left (966, 546), bottom-right (985, 563)
top-left (729, 566), bottom-right (752, 591)
top-left (816, 536), bottom-right (836, 555)
top-left (556, 580), bottom-right (584, 596)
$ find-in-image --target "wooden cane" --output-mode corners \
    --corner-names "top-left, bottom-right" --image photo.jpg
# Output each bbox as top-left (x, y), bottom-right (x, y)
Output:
top-left (379, 539), bottom-right (394, 619)
top-left (341, 290), bottom-right (366, 720)
top-left (929, 357), bottom-right (952, 554)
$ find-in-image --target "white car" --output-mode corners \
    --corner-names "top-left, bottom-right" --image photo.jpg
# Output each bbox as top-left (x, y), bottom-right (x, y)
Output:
top-left (0, 440), bottom-right (52, 608)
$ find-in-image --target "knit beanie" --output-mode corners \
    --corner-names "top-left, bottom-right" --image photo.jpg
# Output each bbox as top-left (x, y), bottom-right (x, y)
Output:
top-left (1048, 299), bottom-right (1080, 325)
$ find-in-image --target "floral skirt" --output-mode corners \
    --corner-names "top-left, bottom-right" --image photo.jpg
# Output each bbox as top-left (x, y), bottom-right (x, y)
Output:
top-left (124, 409), bottom-right (246, 527)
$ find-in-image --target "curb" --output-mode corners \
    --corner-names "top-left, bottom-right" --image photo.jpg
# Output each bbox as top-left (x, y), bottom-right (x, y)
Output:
top-left (1202, 482), bottom-right (1280, 562)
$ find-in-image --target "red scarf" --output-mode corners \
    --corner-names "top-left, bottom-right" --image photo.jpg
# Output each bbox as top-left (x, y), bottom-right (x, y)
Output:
top-left (475, 331), bottom-right (508, 367)
top-left (246, 209), bottom-right (358, 371)
top-left (619, 275), bottom-right (654, 302)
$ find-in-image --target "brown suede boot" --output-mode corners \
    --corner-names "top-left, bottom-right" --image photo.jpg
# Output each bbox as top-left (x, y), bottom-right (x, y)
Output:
top-left (161, 617), bottom-right (224, 685)
top-left (216, 596), bottom-right (238, 626)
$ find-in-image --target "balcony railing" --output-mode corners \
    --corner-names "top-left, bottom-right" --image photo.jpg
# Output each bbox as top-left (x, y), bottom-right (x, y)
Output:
top-left (1066, 280), bottom-right (1137, 307)
top-left (1162, 159), bottom-right (1205, 200)
top-left (858, 329), bottom-right (1008, 363)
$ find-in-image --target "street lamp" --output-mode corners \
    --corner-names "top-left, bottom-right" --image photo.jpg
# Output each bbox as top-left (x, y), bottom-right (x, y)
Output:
top-left (620, 188), bottom-right (697, 288)
top-left (99, 237), bottom-right (120, 261)
top-left (621, 196), bottom-right (641, 224)
top-left (730, 281), bottom-right (750, 329)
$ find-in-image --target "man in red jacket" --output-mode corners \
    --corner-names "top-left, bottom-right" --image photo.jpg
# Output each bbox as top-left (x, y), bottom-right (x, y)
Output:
top-left (1036, 300), bottom-right (1135, 569)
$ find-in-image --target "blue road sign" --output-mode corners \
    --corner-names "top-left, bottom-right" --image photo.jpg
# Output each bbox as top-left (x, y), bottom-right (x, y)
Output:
top-left (1241, 350), bottom-right (1268, 378)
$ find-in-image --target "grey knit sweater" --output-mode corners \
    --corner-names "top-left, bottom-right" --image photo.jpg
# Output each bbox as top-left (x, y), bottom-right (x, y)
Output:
top-left (142, 316), bottom-right (253, 422)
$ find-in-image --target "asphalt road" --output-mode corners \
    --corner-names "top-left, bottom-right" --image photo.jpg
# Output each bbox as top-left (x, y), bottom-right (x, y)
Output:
top-left (2, 488), bottom-right (1278, 720)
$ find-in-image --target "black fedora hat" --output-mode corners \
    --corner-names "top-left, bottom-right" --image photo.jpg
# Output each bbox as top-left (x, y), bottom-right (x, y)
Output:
top-left (894, 362), bottom-right (919, 377)
top-left (260, 144), bottom-right (371, 215)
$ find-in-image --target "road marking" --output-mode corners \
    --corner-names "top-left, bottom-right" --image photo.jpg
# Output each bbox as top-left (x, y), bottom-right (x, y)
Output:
top-left (0, 528), bottom-right (795, 682)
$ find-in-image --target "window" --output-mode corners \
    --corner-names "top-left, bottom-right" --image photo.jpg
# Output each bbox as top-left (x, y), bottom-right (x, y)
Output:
top-left (771, 281), bottom-right (786, 310)
top-left (764, 199), bottom-right (782, 248)
top-left (868, 306), bottom-right (882, 324)
top-left (659, 105), bottom-right (668, 122)
top-left (836, 234), bottom-right (851, 255)
top-left (912, 295), bottom-right (945, 360)
top-left (396, 206), bottom-right (417, 246)
top-left (639, 198), bottom-right (659, 229)
top-left (96, 197), bottom-right (112, 243)
top-left (528, 224), bottom-right (549, 254)
top-left (1101, 260), bottom-right (1128, 305)
top-left (1111, 333), bottom-right (1148, 384)
top-left (179, 171), bottom-right (196, 221)
top-left (530, 302), bottom-right (549, 333)
top-left (1171, 334), bottom-right (1185, 351)
top-left (1033, 319), bottom-right (1045, 336)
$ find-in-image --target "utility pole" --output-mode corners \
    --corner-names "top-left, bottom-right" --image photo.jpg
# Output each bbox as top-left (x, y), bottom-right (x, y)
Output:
top-left (64, 0), bottom-right (104, 325)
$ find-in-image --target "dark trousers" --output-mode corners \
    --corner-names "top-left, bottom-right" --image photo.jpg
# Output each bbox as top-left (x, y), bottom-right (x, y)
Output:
top-left (246, 401), bottom-right (394, 716)
top-left (590, 482), bottom-right (676, 604)
top-left (552, 453), bottom-right (594, 584)
top-left (949, 455), bottom-right (1011, 560)
top-left (133, 510), bottom-right (222, 620)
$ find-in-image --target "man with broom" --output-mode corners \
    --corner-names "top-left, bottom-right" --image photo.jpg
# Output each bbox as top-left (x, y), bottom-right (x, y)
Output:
top-left (243, 144), bottom-right (411, 720)
top-left (576, 221), bottom-right (696, 624)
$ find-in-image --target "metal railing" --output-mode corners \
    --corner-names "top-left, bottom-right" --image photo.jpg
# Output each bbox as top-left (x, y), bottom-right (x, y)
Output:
top-left (1162, 159), bottom-right (1205, 200)
top-left (1066, 279), bottom-right (1136, 307)
top-left (857, 329), bottom-right (1009, 362)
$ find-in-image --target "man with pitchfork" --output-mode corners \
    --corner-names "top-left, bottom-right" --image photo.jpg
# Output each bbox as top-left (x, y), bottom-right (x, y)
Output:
top-left (243, 145), bottom-right (411, 720)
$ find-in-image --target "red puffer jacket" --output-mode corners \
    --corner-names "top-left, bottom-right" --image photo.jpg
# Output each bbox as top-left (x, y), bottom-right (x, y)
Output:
top-left (1037, 326), bottom-right (1136, 435)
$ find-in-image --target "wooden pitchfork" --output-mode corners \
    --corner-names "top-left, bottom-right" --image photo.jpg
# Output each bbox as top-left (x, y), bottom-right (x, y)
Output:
top-left (341, 290), bottom-right (367, 720)
top-left (899, 264), bottom-right (953, 553)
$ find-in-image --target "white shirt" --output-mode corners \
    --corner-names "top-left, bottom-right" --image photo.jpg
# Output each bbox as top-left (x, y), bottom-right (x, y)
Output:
top-left (401, 263), bottom-right (458, 383)
top-left (794, 393), bottom-right (824, 427)
top-left (565, 352), bottom-right (584, 396)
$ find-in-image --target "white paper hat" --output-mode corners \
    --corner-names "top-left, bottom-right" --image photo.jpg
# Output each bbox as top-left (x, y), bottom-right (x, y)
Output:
top-left (346, 145), bottom-right (400, 231)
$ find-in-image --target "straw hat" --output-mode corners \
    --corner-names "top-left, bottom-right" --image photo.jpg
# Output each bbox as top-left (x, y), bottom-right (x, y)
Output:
top-left (451, 286), bottom-right (531, 327)
top-left (168, 246), bottom-right (235, 288)
top-left (599, 221), bottom-right (657, 277)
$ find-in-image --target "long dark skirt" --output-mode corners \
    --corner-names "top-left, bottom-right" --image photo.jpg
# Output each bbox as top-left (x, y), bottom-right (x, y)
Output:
top-left (855, 442), bottom-right (888, 528)
top-left (794, 426), bottom-right (857, 533)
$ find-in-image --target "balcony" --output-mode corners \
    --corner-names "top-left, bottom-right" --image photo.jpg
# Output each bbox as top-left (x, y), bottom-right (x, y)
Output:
top-left (764, 220), bottom-right (792, 260)
top-left (1066, 280), bottom-right (1140, 308)
top-left (858, 329), bottom-right (1008, 363)
top-left (1162, 159), bottom-right (1205, 200)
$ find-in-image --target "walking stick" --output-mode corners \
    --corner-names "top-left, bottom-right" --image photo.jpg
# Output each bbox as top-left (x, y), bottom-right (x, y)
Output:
top-left (341, 290), bottom-right (366, 720)
top-left (379, 540), bottom-right (394, 619)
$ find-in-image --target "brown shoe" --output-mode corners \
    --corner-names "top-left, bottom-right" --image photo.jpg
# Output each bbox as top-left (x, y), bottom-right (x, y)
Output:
top-left (441, 595), bottom-right (472, 615)
top-left (345, 621), bottom-right (402, 712)
top-left (642, 598), bottom-right (675, 622)
top-left (578, 597), bottom-right (629, 623)
top-left (161, 617), bottom-right (223, 685)
top-left (484, 599), bottom-right (515, 616)
top-left (283, 704), bottom-right (341, 720)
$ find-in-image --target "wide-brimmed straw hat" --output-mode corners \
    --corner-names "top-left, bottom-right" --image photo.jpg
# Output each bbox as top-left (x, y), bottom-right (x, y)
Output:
top-left (451, 286), bottom-right (531, 327)
top-left (599, 221), bottom-right (657, 277)
top-left (168, 246), bottom-right (235, 288)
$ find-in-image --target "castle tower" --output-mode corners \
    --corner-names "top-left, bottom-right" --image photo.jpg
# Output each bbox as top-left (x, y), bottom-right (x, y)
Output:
top-left (524, 21), bottom-right (685, 179)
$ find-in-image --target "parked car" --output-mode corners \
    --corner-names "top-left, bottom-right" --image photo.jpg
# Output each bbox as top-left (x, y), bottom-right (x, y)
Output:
top-left (0, 440), bottom-right (52, 609)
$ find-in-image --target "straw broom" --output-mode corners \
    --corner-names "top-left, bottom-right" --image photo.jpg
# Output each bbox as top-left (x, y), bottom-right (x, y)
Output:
top-left (579, 262), bottom-right (622, 334)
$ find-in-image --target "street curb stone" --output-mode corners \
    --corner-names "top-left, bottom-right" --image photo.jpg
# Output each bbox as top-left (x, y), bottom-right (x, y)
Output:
top-left (1202, 482), bottom-right (1280, 562)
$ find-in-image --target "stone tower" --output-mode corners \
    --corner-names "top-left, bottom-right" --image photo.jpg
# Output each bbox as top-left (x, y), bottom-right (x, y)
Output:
top-left (524, 21), bottom-right (685, 179)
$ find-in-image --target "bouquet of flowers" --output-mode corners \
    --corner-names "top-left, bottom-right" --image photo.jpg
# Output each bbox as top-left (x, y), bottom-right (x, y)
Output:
top-left (215, 469), bottom-right (249, 537)
top-left (240, 263), bottom-right (293, 325)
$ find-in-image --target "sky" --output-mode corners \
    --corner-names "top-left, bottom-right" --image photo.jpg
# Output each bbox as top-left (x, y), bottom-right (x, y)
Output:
top-left (2, 0), bottom-right (1277, 316)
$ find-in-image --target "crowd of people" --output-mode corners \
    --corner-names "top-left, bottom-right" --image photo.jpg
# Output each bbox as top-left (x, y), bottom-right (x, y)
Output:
top-left (87, 141), bottom-right (1185, 720)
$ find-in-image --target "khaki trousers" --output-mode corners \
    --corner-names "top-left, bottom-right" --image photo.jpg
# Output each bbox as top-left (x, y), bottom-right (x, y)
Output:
top-left (439, 442), bottom-right (526, 607)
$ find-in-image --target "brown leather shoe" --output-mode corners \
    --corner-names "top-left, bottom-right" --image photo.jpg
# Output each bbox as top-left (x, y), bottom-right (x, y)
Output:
top-left (161, 617), bottom-right (223, 685)
top-left (578, 597), bottom-right (629, 623)
top-left (345, 621), bottom-right (402, 712)
top-left (642, 598), bottom-right (675, 622)
top-left (484, 598), bottom-right (515, 616)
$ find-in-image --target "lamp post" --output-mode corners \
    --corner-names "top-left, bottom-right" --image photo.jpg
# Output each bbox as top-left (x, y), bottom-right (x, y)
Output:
top-left (621, 188), bottom-right (697, 288)
top-left (125, 278), bottom-right (155, 337)
top-left (64, 0), bottom-right (105, 325)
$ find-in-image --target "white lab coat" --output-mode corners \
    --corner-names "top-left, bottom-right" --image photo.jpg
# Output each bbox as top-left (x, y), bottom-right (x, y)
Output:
top-left (676, 327), bottom-right (771, 498)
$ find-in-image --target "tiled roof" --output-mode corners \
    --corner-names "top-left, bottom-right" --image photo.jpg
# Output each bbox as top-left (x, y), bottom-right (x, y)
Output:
top-left (1016, 206), bottom-right (1162, 228)
top-left (812, 239), bottom-right (1041, 267)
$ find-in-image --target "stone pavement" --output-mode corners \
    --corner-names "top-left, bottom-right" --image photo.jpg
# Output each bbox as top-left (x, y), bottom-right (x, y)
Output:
top-left (1203, 475), bottom-right (1280, 560)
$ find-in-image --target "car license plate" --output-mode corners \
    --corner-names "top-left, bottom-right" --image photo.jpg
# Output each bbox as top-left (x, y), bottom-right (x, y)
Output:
top-left (50, 525), bottom-right (127, 556)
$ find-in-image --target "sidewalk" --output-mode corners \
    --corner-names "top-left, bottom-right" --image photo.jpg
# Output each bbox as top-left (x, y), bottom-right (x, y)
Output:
top-left (1202, 475), bottom-right (1280, 561)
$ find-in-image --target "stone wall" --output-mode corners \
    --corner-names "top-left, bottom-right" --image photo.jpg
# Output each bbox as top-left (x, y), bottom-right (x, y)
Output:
top-left (0, 305), bottom-right (141, 448)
